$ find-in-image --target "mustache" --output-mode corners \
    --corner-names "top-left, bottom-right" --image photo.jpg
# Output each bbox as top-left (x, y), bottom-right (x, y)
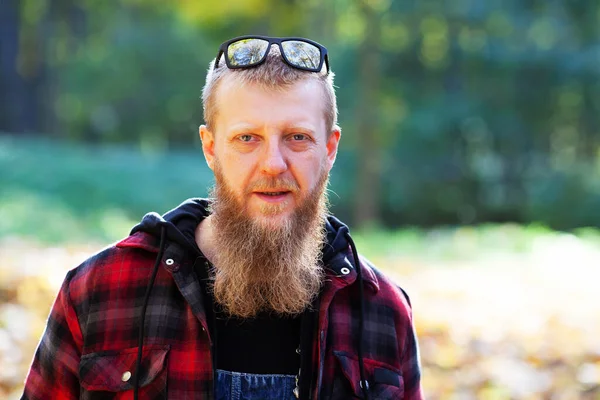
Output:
top-left (247, 177), bottom-right (300, 193)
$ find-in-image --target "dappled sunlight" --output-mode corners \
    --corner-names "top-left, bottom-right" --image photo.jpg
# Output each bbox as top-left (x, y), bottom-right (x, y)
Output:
top-left (390, 235), bottom-right (600, 398)
top-left (0, 239), bottom-right (99, 399)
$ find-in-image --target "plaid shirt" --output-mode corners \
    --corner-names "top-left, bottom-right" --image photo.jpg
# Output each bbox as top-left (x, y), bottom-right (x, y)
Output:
top-left (23, 229), bottom-right (423, 399)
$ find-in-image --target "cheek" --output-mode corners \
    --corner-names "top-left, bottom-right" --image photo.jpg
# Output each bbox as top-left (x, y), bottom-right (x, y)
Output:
top-left (296, 156), bottom-right (328, 191)
top-left (220, 156), bottom-right (253, 191)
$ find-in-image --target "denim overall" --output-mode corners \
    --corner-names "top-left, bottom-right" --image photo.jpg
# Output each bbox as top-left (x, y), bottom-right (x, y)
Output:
top-left (215, 369), bottom-right (298, 400)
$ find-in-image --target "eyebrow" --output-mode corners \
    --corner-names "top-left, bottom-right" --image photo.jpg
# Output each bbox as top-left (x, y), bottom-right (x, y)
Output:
top-left (280, 122), bottom-right (317, 135)
top-left (227, 123), bottom-right (317, 136)
top-left (227, 124), bottom-right (259, 135)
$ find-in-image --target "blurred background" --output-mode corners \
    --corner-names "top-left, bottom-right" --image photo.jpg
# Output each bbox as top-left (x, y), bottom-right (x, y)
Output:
top-left (1, 0), bottom-right (600, 398)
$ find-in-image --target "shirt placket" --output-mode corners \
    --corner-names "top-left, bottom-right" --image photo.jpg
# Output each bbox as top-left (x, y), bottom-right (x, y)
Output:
top-left (313, 265), bottom-right (356, 399)
top-left (164, 245), bottom-right (215, 397)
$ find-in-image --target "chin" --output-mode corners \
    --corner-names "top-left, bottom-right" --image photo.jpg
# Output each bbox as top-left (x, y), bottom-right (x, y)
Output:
top-left (252, 208), bottom-right (293, 228)
top-left (250, 196), bottom-right (292, 215)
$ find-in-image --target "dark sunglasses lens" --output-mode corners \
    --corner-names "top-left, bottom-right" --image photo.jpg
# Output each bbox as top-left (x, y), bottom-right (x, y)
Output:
top-left (281, 41), bottom-right (321, 71)
top-left (227, 38), bottom-right (270, 67)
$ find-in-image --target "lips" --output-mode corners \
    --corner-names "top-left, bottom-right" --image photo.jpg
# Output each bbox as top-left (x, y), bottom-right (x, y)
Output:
top-left (254, 191), bottom-right (291, 203)
top-left (259, 191), bottom-right (288, 196)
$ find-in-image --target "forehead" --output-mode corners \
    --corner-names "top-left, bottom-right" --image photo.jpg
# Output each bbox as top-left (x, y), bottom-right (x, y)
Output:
top-left (214, 74), bottom-right (327, 133)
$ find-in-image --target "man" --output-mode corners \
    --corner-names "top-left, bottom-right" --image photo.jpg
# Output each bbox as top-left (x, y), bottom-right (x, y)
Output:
top-left (23, 35), bottom-right (423, 400)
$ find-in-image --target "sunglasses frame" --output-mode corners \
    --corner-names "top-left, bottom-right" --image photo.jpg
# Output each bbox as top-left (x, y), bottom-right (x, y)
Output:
top-left (214, 35), bottom-right (330, 73)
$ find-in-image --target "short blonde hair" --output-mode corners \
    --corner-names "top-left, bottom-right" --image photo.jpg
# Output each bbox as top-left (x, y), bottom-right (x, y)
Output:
top-left (202, 46), bottom-right (337, 133)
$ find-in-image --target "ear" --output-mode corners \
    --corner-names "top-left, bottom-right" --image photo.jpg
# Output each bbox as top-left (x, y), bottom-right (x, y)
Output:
top-left (199, 125), bottom-right (215, 170)
top-left (325, 125), bottom-right (341, 171)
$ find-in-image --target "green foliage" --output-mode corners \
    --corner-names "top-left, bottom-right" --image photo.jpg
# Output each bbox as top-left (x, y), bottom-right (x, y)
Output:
top-left (0, 135), bottom-right (213, 243)
top-left (56, 12), bottom-right (212, 146)
top-left (4, 0), bottom-right (600, 229)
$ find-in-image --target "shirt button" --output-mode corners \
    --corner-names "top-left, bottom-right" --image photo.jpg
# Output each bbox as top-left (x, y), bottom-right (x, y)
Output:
top-left (121, 371), bottom-right (132, 382)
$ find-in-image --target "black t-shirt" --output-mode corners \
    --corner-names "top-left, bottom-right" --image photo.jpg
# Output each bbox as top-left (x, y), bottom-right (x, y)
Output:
top-left (213, 305), bottom-right (302, 374)
top-left (194, 257), bottom-right (304, 375)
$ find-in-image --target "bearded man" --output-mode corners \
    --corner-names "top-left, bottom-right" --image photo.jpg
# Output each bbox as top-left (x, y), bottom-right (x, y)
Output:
top-left (23, 36), bottom-right (424, 400)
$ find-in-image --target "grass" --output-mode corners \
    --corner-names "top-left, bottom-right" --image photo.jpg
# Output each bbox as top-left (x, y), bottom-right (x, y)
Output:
top-left (3, 134), bottom-right (600, 257)
top-left (0, 134), bottom-right (212, 243)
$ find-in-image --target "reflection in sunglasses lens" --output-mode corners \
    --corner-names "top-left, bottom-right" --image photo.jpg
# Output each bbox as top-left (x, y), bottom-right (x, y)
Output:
top-left (281, 41), bottom-right (321, 71)
top-left (227, 39), bottom-right (270, 67)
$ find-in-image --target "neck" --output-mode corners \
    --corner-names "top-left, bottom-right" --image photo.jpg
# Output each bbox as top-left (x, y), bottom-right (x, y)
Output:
top-left (195, 215), bottom-right (217, 263)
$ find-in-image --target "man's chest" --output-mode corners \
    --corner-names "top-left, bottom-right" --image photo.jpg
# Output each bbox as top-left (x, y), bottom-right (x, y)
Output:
top-left (212, 312), bottom-right (303, 374)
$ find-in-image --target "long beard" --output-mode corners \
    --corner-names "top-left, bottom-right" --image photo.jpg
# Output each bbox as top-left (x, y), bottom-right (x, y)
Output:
top-left (208, 162), bottom-right (329, 318)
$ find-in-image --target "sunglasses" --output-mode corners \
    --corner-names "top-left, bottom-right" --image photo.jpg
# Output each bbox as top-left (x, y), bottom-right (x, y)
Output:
top-left (214, 35), bottom-right (330, 73)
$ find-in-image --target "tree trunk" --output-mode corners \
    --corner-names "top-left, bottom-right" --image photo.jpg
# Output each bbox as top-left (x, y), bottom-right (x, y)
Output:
top-left (0, 0), bottom-right (22, 132)
top-left (353, 0), bottom-right (382, 228)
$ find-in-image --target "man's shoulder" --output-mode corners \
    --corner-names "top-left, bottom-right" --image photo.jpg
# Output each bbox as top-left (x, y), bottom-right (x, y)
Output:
top-left (64, 231), bottom-right (159, 292)
top-left (358, 255), bottom-right (413, 316)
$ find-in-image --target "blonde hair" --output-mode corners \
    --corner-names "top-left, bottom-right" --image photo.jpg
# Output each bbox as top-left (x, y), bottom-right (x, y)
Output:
top-left (202, 46), bottom-right (338, 133)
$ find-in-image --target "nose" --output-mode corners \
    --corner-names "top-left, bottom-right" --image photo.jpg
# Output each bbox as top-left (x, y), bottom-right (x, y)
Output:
top-left (260, 139), bottom-right (288, 175)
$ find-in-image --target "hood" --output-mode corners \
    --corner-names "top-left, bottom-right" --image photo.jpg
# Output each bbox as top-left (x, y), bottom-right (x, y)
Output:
top-left (129, 198), bottom-right (210, 255)
top-left (322, 215), bottom-right (352, 265)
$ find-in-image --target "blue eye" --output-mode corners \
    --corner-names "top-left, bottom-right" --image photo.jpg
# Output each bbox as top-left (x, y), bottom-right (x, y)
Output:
top-left (292, 134), bottom-right (306, 141)
top-left (239, 134), bottom-right (253, 142)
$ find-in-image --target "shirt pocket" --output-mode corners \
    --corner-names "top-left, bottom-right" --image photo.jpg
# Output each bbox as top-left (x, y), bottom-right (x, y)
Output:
top-left (79, 345), bottom-right (170, 400)
top-left (330, 351), bottom-right (404, 400)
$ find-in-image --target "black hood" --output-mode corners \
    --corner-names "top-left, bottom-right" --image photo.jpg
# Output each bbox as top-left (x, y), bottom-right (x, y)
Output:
top-left (322, 214), bottom-right (352, 265)
top-left (130, 198), bottom-right (210, 255)
top-left (130, 198), bottom-right (352, 265)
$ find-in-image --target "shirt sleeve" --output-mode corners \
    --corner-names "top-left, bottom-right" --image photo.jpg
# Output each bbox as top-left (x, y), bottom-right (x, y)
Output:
top-left (401, 310), bottom-right (425, 400)
top-left (22, 271), bottom-right (83, 399)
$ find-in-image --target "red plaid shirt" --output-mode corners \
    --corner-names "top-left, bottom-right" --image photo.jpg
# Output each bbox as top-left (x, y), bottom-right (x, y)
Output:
top-left (23, 229), bottom-right (423, 399)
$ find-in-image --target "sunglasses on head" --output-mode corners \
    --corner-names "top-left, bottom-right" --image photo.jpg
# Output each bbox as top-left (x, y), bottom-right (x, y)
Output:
top-left (214, 35), bottom-right (330, 74)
